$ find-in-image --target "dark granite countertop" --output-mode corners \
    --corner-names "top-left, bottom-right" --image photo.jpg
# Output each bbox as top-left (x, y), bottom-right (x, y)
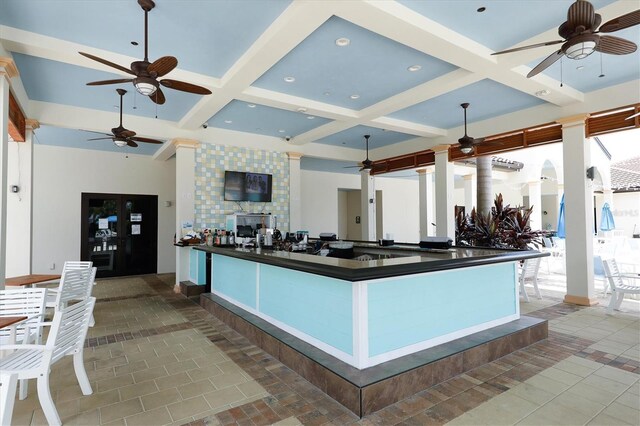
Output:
top-left (194, 242), bottom-right (547, 282)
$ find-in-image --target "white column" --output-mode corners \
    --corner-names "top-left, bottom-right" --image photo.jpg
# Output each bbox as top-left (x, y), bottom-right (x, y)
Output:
top-left (0, 59), bottom-right (16, 287)
top-left (433, 145), bottom-right (455, 239)
top-left (417, 169), bottom-right (435, 240)
top-left (602, 189), bottom-right (613, 206)
top-left (463, 174), bottom-right (476, 214)
top-left (287, 152), bottom-right (302, 233)
top-left (559, 114), bottom-right (597, 306)
top-left (173, 139), bottom-right (198, 289)
top-left (5, 119), bottom-right (36, 277)
top-left (476, 156), bottom-right (493, 216)
top-left (360, 170), bottom-right (376, 241)
top-left (527, 180), bottom-right (542, 231)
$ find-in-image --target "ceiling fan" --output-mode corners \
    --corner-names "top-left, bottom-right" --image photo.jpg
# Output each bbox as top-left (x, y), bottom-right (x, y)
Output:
top-left (492, 0), bottom-right (639, 78)
top-left (458, 103), bottom-right (484, 155)
top-left (344, 135), bottom-right (374, 171)
top-left (86, 88), bottom-right (164, 148)
top-left (79, 0), bottom-right (211, 105)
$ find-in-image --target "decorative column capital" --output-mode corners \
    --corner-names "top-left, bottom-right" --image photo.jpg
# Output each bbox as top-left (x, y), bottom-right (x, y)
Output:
top-left (170, 138), bottom-right (199, 149)
top-left (25, 119), bottom-right (40, 130)
top-left (527, 180), bottom-right (542, 186)
top-left (431, 144), bottom-right (450, 154)
top-left (416, 168), bottom-right (433, 175)
top-left (0, 57), bottom-right (19, 80)
top-left (287, 152), bottom-right (303, 160)
top-left (556, 113), bottom-right (590, 129)
top-left (463, 174), bottom-right (474, 181)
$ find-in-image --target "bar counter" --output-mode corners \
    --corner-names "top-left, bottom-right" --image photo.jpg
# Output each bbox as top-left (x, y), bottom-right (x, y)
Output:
top-left (193, 243), bottom-right (546, 281)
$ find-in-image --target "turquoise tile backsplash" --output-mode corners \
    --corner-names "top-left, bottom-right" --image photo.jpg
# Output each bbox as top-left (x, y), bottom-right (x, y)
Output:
top-left (195, 143), bottom-right (290, 231)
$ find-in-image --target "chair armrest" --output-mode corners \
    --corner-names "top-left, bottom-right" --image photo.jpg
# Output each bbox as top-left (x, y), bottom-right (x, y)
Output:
top-left (620, 274), bottom-right (640, 280)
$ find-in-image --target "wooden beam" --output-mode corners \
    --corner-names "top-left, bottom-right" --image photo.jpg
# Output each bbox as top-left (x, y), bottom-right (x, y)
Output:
top-left (8, 90), bottom-right (25, 142)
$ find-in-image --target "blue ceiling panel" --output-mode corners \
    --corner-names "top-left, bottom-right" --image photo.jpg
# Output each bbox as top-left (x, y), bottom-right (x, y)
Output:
top-left (33, 125), bottom-right (162, 156)
top-left (14, 53), bottom-right (199, 122)
top-left (527, 27), bottom-right (640, 93)
top-left (301, 157), bottom-right (361, 175)
top-left (398, 0), bottom-right (617, 52)
top-left (0, 0), bottom-right (291, 77)
top-left (389, 79), bottom-right (544, 129)
top-left (314, 125), bottom-right (415, 149)
top-left (253, 16), bottom-right (458, 109)
top-left (207, 100), bottom-right (331, 138)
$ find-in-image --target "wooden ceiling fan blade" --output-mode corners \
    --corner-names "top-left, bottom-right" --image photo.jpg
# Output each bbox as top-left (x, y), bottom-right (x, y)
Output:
top-left (130, 136), bottom-right (163, 144)
top-left (120, 130), bottom-right (136, 137)
top-left (82, 130), bottom-right (113, 136)
top-left (87, 78), bottom-right (133, 86)
top-left (527, 50), bottom-right (564, 78)
top-left (473, 138), bottom-right (485, 145)
top-left (148, 56), bottom-right (178, 77)
top-left (160, 79), bottom-right (212, 95)
top-left (596, 35), bottom-right (637, 55)
top-left (492, 40), bottom-right (563, 55)
top-left (127, 140), bottom-right (139, 148)
top-left (149, 87), bottom-right (166, 105)
top-left (599, 9), bottom-right (640, 33)
top-left (87, 137), bottom-right (113, 141)
top-left (79, 52), bottom-right (135, 75)
top-left (567, 0), bottom-right (595, 31)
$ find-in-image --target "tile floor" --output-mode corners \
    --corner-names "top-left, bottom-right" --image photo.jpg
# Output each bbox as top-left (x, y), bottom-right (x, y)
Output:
top-left (7, 273), bottom-right (639, 426)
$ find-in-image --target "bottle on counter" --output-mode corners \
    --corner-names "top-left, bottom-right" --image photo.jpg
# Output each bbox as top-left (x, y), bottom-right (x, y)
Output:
top-left (229, 232), bottom-right (235, 246)
top-left (221, 231), bottom-right (228, 246)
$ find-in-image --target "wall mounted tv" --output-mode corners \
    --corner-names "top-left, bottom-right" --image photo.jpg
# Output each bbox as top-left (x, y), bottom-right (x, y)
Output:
top-left (224, 171), bottom-right (273, 202)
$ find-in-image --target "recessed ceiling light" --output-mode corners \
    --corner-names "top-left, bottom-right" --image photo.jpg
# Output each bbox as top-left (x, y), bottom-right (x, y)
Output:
top-left (407, 65), bottom-right (422, 72)
top-left (284, 76), bottom-right (296, 83)
top-left (350, 94), bottom-right (360, 99)
top-left (535, 89), bottom-right (551, 97)
top-left (224, 120), bottom-right (233, 124)
top-left (278, 129), bottom-right (286, 133)
top-left (576, 66), bottom-right (585, 71)
top-left (297, 107), bottom-right (307, 113)
top-left (130, 41), bottom-right (139, 46)
top-left (335, 37), bottom-right (350, 47)
top-left (323, 91), bottom-right (331, 96)
top-left (247, 104), bottom-right (256, 108)
top-left (477, 6), bottom-right (486, 12)
top-left (114, 105), bottom-right (120, 109)
top-left (307, 116), bottom-right (315, 119)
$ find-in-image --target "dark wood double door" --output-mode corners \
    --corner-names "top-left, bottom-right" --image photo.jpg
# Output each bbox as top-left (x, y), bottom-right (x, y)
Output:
top-left (81, 193), bottom-right (158, 278)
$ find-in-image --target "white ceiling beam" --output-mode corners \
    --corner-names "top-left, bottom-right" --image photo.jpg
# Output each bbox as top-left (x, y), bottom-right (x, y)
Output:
top-left (178, 1), bottom-right (335, 130)
top-left (0, 26), bottom-right (218, 90)
top-left (334, 0), bottom-right (584, 106)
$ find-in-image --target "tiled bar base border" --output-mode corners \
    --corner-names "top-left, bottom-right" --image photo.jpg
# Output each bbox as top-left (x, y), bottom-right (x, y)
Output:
top-left (200, 293), bottom-right (548, 417)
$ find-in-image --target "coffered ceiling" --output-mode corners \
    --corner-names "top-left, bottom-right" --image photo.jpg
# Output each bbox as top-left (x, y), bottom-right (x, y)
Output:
top-left (1, 0), bottom-right (638, 158)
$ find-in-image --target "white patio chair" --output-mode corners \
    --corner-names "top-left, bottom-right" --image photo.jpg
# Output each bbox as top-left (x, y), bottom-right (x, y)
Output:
top-left (0, 288), bottom-right (49, 400)
top-left (40, 261), bottom-right (93, 309)
top-left (519, 257), bottom-right (542, 302)
top-left (603, 259), bottom-right (640, 314)
top-left (0, 372), bottom-right (18, 426)
top-left (0, 297), bottom-right (96, 426)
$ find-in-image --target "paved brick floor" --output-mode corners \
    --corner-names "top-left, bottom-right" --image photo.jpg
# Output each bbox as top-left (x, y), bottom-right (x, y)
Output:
top-left (9, 274), bottom-right (639, 425)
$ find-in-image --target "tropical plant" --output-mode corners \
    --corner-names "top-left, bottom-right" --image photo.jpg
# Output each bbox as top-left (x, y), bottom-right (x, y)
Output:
top-left (456, 193), bottom-right (545, 250)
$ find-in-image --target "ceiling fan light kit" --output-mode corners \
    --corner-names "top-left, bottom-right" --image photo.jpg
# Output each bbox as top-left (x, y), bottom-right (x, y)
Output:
top-left (134, 76), bottom-right (158, 96)
top-left (565, 36), bottom-right (598, 59)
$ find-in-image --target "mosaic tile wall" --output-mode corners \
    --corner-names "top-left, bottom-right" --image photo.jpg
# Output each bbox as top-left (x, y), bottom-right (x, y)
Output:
top-left (195, 144), bottom-right (289, 231)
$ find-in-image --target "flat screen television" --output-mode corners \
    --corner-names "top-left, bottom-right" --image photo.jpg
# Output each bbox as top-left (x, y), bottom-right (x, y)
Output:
top-left (224, 171), bottom-right (272, 202)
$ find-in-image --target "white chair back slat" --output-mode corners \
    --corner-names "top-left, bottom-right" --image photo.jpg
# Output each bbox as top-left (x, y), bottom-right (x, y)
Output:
top-left (48, 297), bottom-right (96, 363)
top-left (522, 257), bottom-right (541, 278)
top-left (0, 288), bottom-right (47, 343)
top-left (603, 259), bottom-right (622, 291)
top-left (55, 267), bottom-right (94, 309)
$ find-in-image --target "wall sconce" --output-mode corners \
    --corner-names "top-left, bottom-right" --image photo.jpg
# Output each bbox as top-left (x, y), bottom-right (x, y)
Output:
top-left (586, 166), bottom-right (596, 181)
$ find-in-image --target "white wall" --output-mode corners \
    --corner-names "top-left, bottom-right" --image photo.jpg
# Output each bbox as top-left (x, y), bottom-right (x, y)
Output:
top-left (301, 170), bottom-right (420, 243)
top-left (32, 145), bottom-right (176, 274)
top-left (6, 141), bottom-right (32, 276)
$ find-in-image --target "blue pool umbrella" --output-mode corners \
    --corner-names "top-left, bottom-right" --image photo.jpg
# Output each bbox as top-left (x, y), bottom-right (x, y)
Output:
top-left (557, 194), bottom-right (565, 238)
top-left (600, 203), bottom-right (615, 231)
